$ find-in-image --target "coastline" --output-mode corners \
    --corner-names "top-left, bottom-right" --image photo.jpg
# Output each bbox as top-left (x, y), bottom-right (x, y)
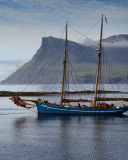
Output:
top-left (0, 90), bottom-right (124, 97)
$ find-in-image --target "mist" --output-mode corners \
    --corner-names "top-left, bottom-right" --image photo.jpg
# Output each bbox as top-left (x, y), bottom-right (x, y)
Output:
top-left (0, 60), bottom-right (27, 82)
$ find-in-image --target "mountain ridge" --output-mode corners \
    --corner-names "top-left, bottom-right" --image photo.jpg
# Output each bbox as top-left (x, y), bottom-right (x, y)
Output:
top-left (1, 34), bottom-right (128, 84)
top-left (103, 34), bottom-right (128, 43)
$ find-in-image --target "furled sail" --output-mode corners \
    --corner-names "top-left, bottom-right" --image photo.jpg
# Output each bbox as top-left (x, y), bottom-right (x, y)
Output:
top-left (11, 96), bottom-right (30, 107)
top-left (96, 97), bottom-right (128, 102)
top-left (62, 98), bottom-right (92, 102)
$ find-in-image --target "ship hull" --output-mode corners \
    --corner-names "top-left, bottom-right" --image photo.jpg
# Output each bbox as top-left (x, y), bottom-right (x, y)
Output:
top-left (37, 101), bottom-right (128, 115)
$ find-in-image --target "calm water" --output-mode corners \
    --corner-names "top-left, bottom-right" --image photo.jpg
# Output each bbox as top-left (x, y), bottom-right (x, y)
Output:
top-left (0, 84), bottom-right (128, 160)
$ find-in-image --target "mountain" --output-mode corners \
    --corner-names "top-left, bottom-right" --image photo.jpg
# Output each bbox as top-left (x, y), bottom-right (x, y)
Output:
top-left (103, 34), bottom-right (128, 43)
top-left (1, 34), bottom-right (128, 84)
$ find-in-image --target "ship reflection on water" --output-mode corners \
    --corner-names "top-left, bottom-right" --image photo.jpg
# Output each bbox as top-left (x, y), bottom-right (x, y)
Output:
top-left (11, 113), bottom-right (128, 160)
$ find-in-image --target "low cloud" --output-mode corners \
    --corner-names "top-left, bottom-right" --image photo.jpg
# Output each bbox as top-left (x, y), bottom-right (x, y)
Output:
top-left (103, 40), bottom-right (128, 48)
top-left (0, 60), bottom-right (27, 82)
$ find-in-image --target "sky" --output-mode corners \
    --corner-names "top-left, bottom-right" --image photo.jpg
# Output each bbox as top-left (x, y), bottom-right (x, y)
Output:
top-left (0, 0), bottom-right (128, 61)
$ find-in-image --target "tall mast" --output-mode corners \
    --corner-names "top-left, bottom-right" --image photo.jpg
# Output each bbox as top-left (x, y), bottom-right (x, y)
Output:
top-left (94, 14), bottom-right (103, 108)
top-left (60, 22), bottom-right (68, 106)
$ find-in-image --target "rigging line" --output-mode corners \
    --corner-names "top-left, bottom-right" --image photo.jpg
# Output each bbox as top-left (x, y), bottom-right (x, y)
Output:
top-left (68, 47), bottom-right (96, 73)
top-left (44, 53), bottom-right (64, 91)
top-left (30, 27), bottom-right (65, 78)
top-left (68, 18), bottom-right (101, 44)
top-left (16, 27), bottom-right (66, 94)
top-left (103, 52), bottom-right (122, 82)
top-left (18, 32), bottom-right (65, 92)
top-left (40, 52), bottom-right (64, 92)
top-left (20, 28), bottom-right (66, 93)
top-left (28, 24), bottom-right (68, 92)
top-left (21, 49), bottom-right (64, 92)
top-left (64, 56), bottom-right (81, 98)
top-left (101, 52), bottom-right (114, 81)
top-left (36, 33), bottom-right (67, 92)
top-left (81, 44), bottom-right (98, 49)
top-left (66, 44), bottom-right (98, 54)
top-left (106, 62), bottom-right (120, 98)
top-left (67, 55), bottom-right (91, 100)
top-left (100, 51), bottom-right (107, 97)
top-left (68, 69), bottom-right (84, 100)
top-left (68, 25), bottom-right (98, 45)
top-left (102, 51), bottom-right (126, 97)
top-left (24, 34), bottom-right (66, 90)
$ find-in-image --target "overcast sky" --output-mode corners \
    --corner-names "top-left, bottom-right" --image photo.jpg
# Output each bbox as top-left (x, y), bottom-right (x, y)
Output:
top-left (0, 0), bottom-right (128, 60)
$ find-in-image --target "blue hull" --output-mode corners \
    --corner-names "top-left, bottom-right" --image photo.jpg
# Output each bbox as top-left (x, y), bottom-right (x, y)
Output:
top-left (37, 101), bottom-right (128, 115)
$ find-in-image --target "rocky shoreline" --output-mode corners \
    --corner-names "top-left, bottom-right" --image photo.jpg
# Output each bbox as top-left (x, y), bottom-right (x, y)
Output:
top-left (0, 90), bottom-right (125, 97)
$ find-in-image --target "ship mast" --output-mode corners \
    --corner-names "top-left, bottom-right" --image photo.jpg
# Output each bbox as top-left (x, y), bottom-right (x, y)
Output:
top-left (94, 14), bottom-right (103, 108)
top-left (60, 22), bottom-right (68, 106)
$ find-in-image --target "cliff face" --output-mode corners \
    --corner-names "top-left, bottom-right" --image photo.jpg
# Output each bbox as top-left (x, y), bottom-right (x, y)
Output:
top-left (1, 35), bottom-right (128, 84)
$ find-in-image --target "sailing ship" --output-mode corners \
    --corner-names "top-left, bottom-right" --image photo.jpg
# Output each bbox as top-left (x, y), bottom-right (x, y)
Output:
top-left (11, 15), bottom-right (128, 115)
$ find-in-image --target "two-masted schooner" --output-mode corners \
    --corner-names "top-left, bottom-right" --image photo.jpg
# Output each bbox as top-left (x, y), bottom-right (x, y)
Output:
top-left (11, 15), bottom-right (128, 115)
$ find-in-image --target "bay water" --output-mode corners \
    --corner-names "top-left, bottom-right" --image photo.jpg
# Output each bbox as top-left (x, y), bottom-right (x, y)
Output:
top-left (0, 84), bottom-right (128, 160)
